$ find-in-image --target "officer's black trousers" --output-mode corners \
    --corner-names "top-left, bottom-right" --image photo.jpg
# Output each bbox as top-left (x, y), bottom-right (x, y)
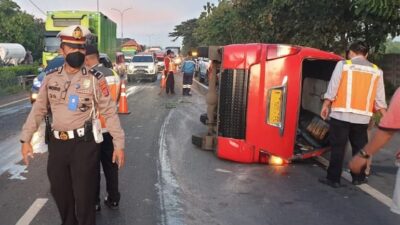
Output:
top-left (166, 72), bottom-right (175, 94)
top-left (96, 132), bottom-right (120, 203)
top-left (327, 118), bottom-right (368, 183)
top-left (48, 136), bottom-right (100, 225)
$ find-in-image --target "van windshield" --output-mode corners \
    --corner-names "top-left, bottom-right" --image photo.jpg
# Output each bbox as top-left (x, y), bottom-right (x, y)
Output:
top-left (132, 56), bottom-right (153, 63)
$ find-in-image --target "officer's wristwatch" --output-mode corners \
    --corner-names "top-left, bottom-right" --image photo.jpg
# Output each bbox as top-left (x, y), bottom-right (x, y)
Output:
top-left (358, 149), bottom-right (370, 159)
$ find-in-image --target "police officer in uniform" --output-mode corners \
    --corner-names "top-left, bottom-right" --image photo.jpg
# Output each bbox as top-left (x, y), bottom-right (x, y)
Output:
top-left (20, 25), bottom-right (125, 225)
top-left (85, 45), bottom-right (121, 211)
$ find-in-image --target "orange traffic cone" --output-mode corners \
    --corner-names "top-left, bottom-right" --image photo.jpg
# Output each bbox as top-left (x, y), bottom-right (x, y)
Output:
top-left (118, 81), bottom-right (130, 114)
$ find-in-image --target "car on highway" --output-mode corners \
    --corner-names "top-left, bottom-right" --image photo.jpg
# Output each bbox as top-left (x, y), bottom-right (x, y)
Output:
top-left (155, 51), bottom-right (165, 72)
top-left (31, 54), bottom-right (117, 103)
top-left (127, 53), bottom-right (158, 82)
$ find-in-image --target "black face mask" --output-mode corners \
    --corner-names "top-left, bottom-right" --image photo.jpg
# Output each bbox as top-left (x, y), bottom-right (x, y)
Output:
top-left (65, 51), bottom-right (85, 68)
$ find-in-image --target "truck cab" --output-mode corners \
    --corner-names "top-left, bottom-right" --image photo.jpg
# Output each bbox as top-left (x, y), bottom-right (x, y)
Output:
top-left (194, 44), bottom-right (343, 164)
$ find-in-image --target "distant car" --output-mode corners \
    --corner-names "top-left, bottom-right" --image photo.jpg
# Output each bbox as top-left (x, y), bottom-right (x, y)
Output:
top-left (198, 58), bottom-right (210, 84)
top-left (127, 53), bottom-right (158, 82)
top-left (31, 54), bottom-right (118, 103)
top-left (155, 51), bottom-right (165, 72)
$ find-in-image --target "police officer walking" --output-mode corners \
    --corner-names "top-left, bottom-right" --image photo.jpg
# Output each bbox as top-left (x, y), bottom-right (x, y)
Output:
top-left (84, 45), bottom-right (121, 211)
top-left (20, 25), bottom-right (125, 225)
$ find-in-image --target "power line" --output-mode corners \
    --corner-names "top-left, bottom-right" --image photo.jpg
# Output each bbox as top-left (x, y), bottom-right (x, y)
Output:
top-left (27, 0), bottom-right (46, 16)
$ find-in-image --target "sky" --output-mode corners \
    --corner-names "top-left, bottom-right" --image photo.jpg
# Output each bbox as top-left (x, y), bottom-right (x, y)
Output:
top-left (13, 0), bottom-right (218, 48)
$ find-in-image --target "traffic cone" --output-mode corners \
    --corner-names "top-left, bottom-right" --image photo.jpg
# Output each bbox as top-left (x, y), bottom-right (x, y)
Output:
top-left (118, 80), bottom-right (130, 114)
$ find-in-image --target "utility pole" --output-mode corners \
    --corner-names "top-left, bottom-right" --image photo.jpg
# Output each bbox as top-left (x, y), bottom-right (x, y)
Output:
top-left (111, 7), bottom-right (132, 39)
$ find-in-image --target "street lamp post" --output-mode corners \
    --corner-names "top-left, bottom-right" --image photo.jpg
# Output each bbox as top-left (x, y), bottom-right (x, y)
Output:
top-left (111, 7), bottom-right (132, 39)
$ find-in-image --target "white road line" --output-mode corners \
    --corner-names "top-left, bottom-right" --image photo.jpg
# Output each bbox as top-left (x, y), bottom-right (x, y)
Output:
top-left (315, 156), bottom-right (392, 207)
top-left (0, 97), bottom-right (29, 109)
top-left (215, 168), bottom-right (233, 174)
top-left (157, 110), bottom-right (185, 225)
top-left (16, 198), bottom-right (48, 225)
top-left (193, 78), bottom-right (208, 89)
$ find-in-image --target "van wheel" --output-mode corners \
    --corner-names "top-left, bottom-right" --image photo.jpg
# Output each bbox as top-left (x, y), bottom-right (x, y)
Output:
top-left (152, 75), bottom-right (157, 82)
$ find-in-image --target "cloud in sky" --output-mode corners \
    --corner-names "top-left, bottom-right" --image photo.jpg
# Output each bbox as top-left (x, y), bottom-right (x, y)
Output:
top-left (13, 0), bottom-right (218, 47)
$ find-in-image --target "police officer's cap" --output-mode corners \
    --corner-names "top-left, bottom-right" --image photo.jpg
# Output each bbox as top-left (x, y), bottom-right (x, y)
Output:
top-left (57, 25), bottom-right (91, 49)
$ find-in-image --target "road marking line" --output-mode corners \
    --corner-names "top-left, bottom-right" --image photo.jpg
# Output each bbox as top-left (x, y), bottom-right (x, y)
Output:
top-left (157, 110), bottom-right (186, 225)
top-left (16, 198), bottom-right (48, 225)
top-left (193, 78), bottom-right (208, 89)
top-left (315, 156), bottom-right (392, 207)
top-left (215, 168), bottom-right (233, 174)
top-left (0, 97), bottom-right (29, 109)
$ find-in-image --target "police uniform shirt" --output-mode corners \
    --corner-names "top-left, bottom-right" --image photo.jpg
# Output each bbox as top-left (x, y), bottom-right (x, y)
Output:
top-left (21, 66), bottom-right (125, 150)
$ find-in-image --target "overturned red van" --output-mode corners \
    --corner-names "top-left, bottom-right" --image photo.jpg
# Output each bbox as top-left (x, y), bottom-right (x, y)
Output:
top-left (193, 43), bottom-right (343, 164)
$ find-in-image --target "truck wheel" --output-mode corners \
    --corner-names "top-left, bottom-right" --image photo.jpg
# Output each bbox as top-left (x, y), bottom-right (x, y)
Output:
top-left (152, 75), bottom-right (157, 82)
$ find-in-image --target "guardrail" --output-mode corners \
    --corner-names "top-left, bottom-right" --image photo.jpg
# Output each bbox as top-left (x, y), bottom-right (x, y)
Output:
top-left (18, 74), bottom-right (36, 90)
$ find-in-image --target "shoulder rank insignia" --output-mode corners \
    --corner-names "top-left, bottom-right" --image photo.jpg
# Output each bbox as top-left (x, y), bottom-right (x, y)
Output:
top-left (89, 68), bottom-right (104, 80)
top-left (45, 66), bottom-right (61, 76)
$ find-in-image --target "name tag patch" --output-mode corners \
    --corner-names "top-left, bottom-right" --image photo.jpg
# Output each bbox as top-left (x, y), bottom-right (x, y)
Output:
top-left (49, 86), bottom-right (61, 91)
top-left (68, 95), bottom-right (79, 111)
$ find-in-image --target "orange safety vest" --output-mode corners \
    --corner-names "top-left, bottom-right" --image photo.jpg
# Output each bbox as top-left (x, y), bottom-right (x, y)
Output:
top-left (99, 69), bottom-right (121, 131)
top-left (331, 60), bottom-right (381, 116)
top-left (164, 56), bottom-right (175, 73)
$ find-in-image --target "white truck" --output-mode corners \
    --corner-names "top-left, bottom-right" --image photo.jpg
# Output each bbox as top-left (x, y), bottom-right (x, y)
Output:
top-left (0, 43), bottom-right (26, 65)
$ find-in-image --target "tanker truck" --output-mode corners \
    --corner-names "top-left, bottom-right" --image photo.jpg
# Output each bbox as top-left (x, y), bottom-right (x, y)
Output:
top-left (0, 43), bottom-right (26, 66)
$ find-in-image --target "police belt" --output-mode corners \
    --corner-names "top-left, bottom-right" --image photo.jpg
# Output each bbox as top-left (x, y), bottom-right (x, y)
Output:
top-left (53, 128), bottom-right (85, 141)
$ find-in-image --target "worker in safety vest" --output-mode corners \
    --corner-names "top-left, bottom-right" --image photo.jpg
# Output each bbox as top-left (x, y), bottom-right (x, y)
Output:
top-left (319, 40), bottom-right (387, 188)
top-left (163, 50), bottom-right (175, 95)
top-left (85, 45), bottom-right (122, 211)
top-left (180, 53), bottom-right (196, 96)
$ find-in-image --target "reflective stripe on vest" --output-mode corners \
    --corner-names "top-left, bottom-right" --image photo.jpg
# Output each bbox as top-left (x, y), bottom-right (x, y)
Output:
top-left (100, 69), bottom-right (121, 131)
top-left (331, 60), bottom-right (380, 116)
top-left (169, 58), bottom-right (175, 72)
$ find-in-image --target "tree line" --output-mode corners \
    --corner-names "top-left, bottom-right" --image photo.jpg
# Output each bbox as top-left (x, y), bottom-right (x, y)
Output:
top-left (0, 0), bottom-right (44, 61)
top-left (170, 0), bottom-right (400, 56)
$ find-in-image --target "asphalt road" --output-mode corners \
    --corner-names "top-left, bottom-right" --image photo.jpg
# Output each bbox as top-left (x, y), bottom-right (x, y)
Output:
top-left (0, 74), bottom-right (399, 225)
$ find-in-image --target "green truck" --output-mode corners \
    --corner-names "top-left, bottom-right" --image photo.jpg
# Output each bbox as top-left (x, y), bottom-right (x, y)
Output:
top-left (43, 10), bottom-right (117, 66)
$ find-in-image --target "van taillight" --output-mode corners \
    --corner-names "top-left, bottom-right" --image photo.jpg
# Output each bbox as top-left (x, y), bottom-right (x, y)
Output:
top-left (267, 45), bottom-right (300, 60)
